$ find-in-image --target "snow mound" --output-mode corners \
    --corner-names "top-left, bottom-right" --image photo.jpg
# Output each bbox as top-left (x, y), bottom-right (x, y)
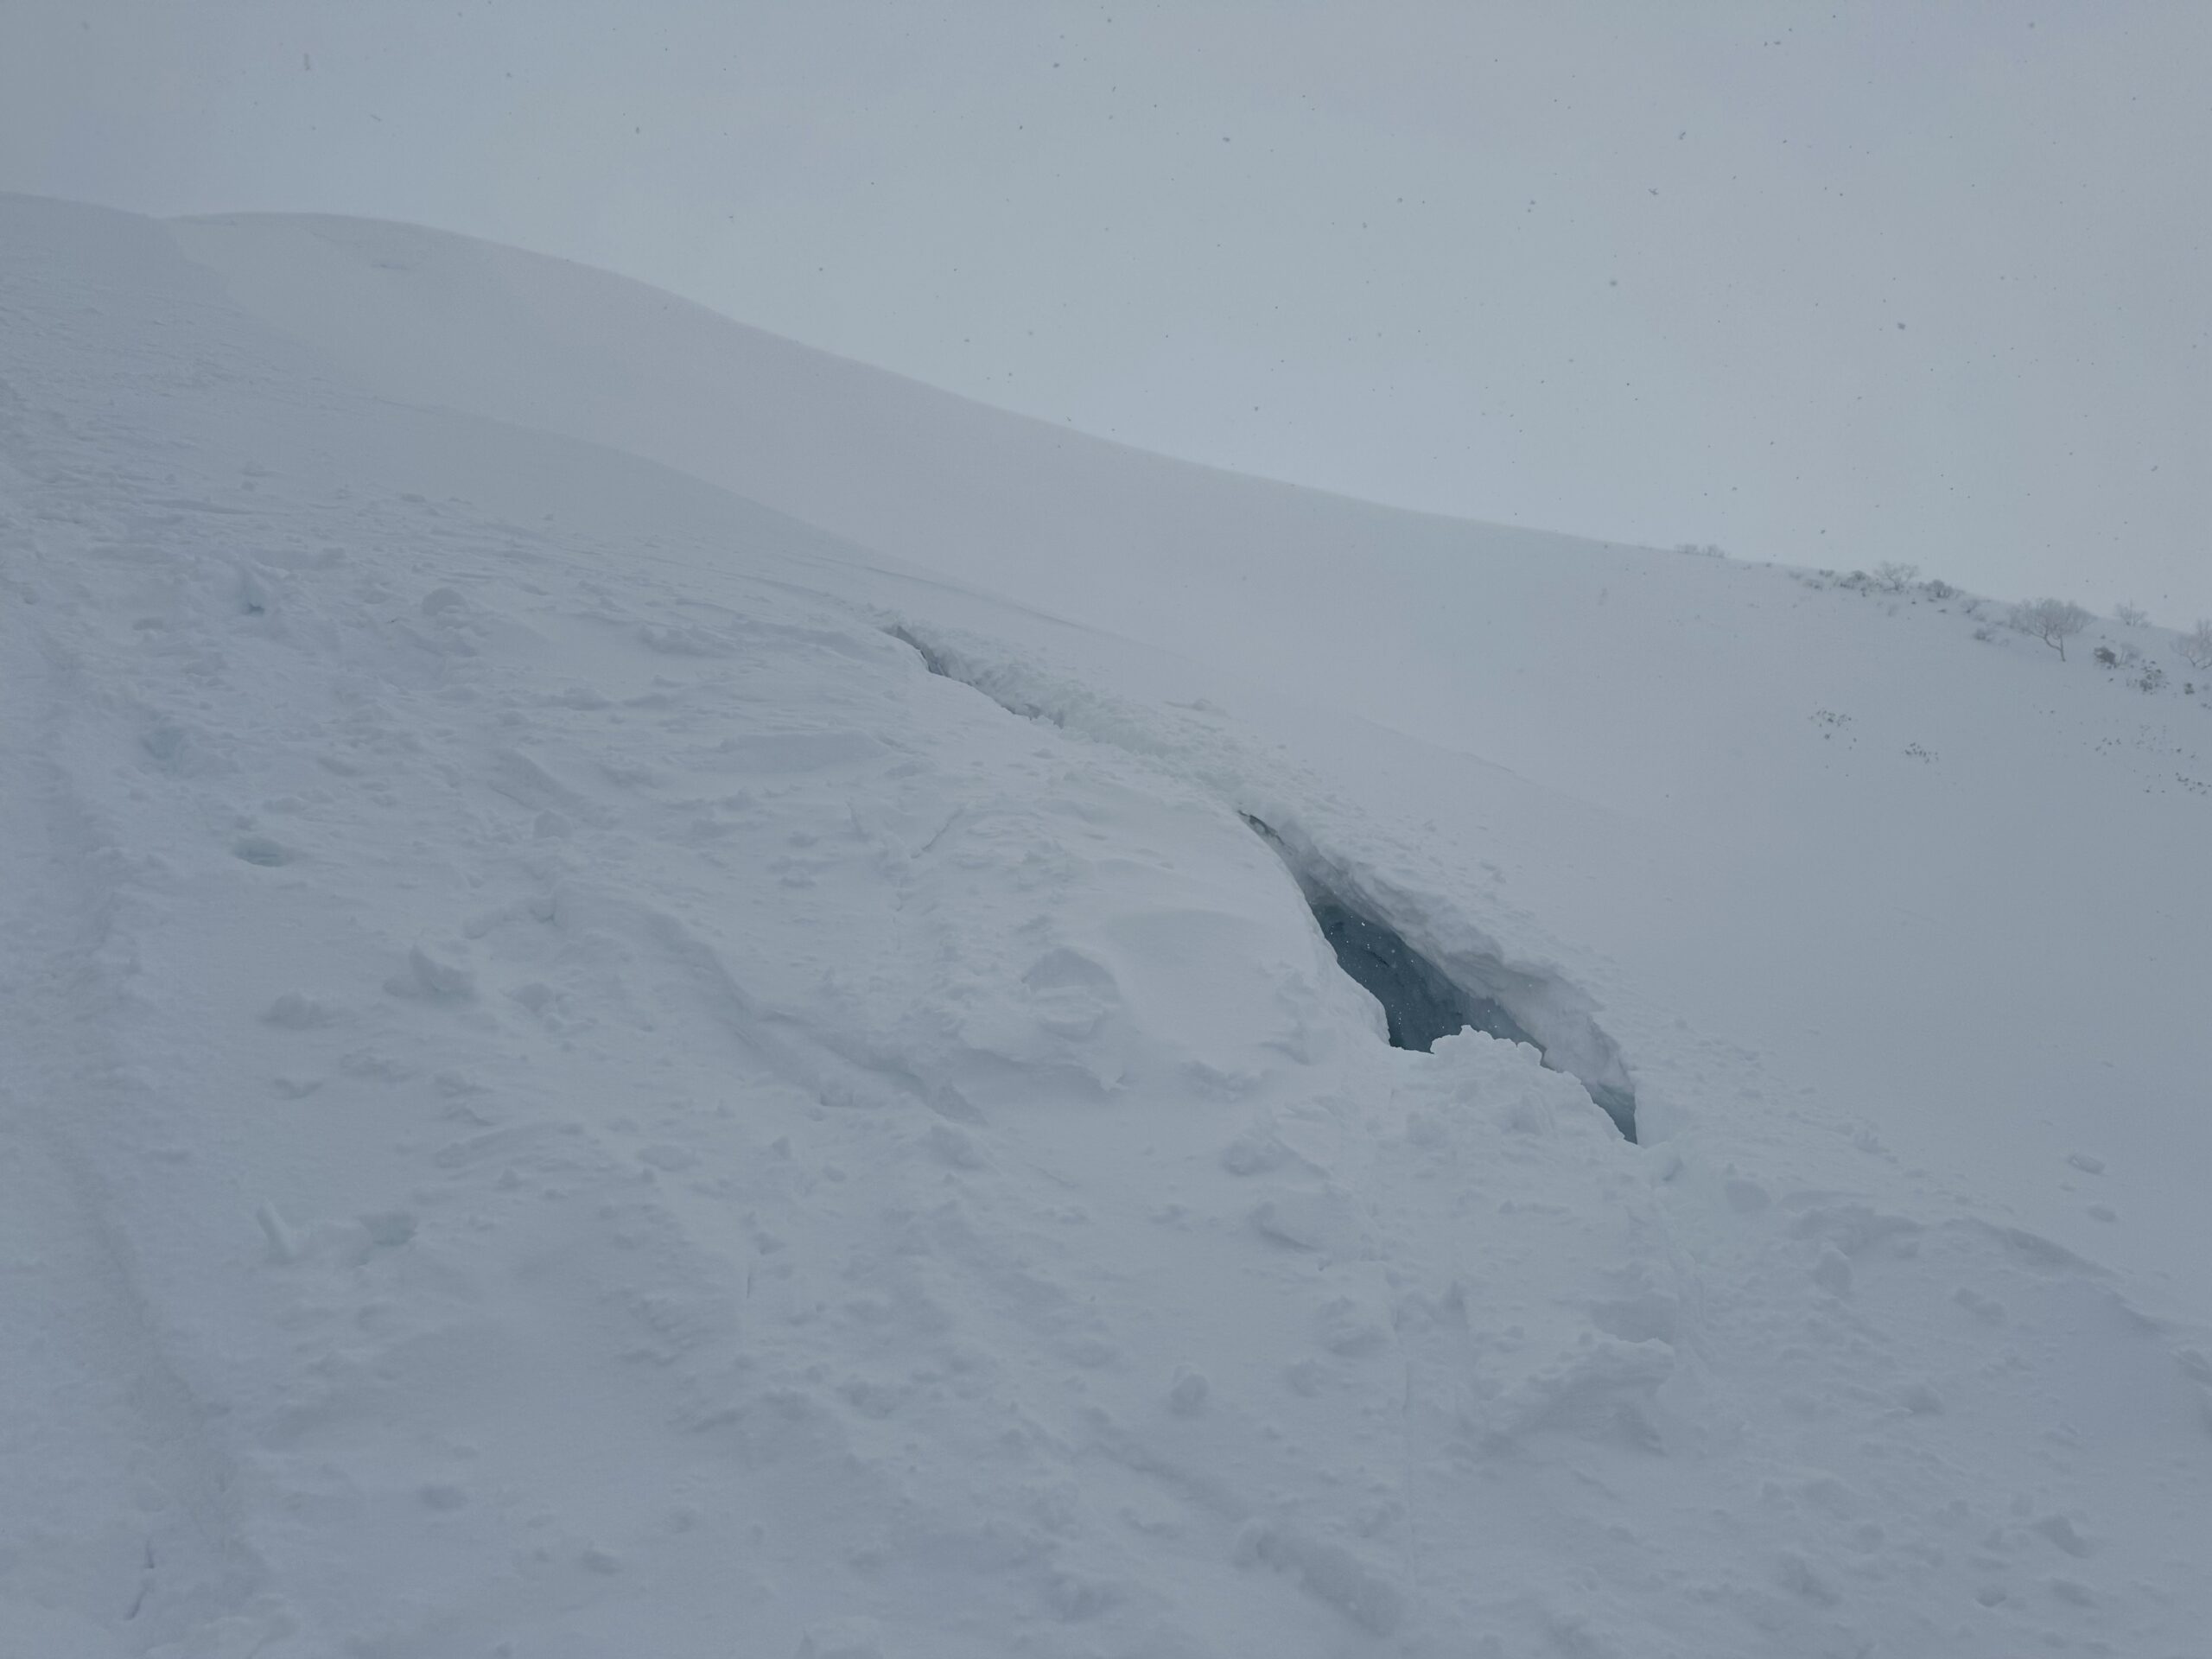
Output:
top-left (3, 193), bottom-right (2210, 1656)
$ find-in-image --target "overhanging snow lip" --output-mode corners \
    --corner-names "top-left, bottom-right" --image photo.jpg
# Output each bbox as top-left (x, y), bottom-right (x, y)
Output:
top-left (1245, 814), bottom-right (1639, 1142)
top-left (887, 620), bottom-right (1638, 1141)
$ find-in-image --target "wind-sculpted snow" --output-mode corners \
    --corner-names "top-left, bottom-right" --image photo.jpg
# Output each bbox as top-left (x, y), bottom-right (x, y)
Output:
top-left (891, 626), bottom-right (1639, 1135)
top-left (5, 194), bottom-right (2212, 1656)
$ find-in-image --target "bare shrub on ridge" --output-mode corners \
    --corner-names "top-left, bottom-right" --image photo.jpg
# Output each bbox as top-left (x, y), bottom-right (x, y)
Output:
top-left (2009, 597), bottom-right (2090, 661)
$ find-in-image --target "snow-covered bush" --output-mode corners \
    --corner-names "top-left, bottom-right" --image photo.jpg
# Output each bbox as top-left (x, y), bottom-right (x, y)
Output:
top-left (2138, 664), bottom-right (2167, 694)
top-left (2094, 645), bottom-right (2119, 668)
top-left (2008, 597), bottom-right (2090, 660)
top-left (2114, 601), bottom-right (2147, 627)
top-left (1923, 577), bottom-right (1956, 601)
top-left (1874, 561), bottom-right (1918, 593)
top-left (2177, 620), bottom-right (2212, 671)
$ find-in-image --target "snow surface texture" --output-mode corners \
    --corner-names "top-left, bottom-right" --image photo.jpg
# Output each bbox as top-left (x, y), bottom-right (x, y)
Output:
top-left (2, 194), bottom-right (2209, 1656)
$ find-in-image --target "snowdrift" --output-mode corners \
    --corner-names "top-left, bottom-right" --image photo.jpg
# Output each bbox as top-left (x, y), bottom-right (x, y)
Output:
top-left (4, 192), bottom-right (2210, 1656)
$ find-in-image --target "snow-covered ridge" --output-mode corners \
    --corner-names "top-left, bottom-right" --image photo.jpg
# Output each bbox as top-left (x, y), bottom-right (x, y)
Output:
top-left (6, 193), bottom-right (2212, 1656)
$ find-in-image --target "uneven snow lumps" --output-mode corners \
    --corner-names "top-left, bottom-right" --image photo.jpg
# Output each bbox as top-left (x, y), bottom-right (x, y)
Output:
top-left (1249, 1185), bottom-right (1368, 1255)
top-left (384, 941), bottom-right (477, 1001)
top-left (1408, 1026), bottom-right (1623, 1152)
top-left (1232, 1520), bottom-right (1407, 1637)
top-left (263, 989), bottom-right (340, 1029)
top-left (1020, 945), bottom-right (1122, 1040)
top-left (1488, 1330), bottom-right (1677, 1452)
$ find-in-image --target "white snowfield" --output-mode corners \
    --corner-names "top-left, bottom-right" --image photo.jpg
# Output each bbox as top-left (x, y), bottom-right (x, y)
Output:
top-left (4, 194), bottom-right (2210, 1659)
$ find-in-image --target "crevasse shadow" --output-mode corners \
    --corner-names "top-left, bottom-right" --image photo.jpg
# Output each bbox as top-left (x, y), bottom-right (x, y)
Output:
top-left (1246, 816), bottom-right (1638, 1142)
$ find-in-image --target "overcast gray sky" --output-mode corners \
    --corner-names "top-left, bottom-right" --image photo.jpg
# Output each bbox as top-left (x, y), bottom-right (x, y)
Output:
top-left (6, 1), bottom-right (2206, 620)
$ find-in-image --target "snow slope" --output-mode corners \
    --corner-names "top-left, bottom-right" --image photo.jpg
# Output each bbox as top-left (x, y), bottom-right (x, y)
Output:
top-left (175, 209), bottom-right (2212, 1317)
top-left (4, 193), bottom-right (2210, 1656)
